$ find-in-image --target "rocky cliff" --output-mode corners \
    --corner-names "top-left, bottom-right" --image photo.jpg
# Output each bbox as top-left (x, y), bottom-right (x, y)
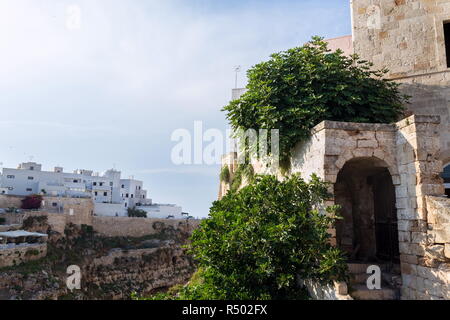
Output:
top-left (0, 217), bottom-right (196, 300)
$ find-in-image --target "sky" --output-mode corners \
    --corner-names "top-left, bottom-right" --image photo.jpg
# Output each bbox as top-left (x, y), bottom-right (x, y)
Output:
top-left (0, 0), bottom-right (351, 218)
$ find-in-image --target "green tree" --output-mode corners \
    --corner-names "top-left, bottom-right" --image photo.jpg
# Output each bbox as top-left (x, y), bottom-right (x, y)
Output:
top-left (223, 37), bottom-right (407, 163)
top-left (177, 174), bottom-right (347, 300)
top-left (127, 207), bottom-right (147, 218)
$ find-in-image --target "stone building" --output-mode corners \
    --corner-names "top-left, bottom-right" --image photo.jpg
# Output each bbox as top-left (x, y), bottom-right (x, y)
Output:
top-left (219, 0), bottom-right (450, 299)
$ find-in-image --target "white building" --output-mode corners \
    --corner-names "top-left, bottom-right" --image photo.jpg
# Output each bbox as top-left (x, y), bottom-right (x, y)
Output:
top-left (0, 162), bottom-right (185, 219)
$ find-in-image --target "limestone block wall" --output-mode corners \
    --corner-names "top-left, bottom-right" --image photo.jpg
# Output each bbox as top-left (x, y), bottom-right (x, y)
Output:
top-left (0, 194), bottom-right (94, 230)
top-left (351, 0), bottom-right (450, 159)
top-left (394, 115), bottom-right (450, 299)
top-left (92, 216), bottom-right (200, 238)
top-left (291, 127), bottom-right (327, 181)
top-left (352, 0), bottom-right (450, 77)
top-left (1, 212), bottom-right (70, 234)
top-left (41, 196), bottom-right (94, 226)
top-left (0, 243), bottom-right (47, 268)
top-left (0, 195), bottom-right (23, 209)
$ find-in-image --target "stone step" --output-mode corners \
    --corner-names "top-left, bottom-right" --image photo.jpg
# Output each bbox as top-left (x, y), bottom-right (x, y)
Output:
top-left (349, 271), bottom-right (402, 287)
top-left (347, 262), bottom-right (399, 274)
top-left (350, 273), bottom-right (369, 285)
top-left (382, 272), bottom-right (402, 288)
top-left (350, 285), bottom-right (399, 300)
top-left (348, 263), bottom-right (388, 274)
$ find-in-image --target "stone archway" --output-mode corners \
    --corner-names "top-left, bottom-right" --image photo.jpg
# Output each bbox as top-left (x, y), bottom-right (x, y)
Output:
top-left (334, 157), bottom-right (400, 264)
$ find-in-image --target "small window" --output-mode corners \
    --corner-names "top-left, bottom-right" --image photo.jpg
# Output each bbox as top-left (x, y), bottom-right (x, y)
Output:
top-left (121, 184), bottom-right (125, 188)
top-left (125, 203), bottom-right (128, 207)
top-left (442, 163), bottom-right (450, 197)
top-left (126, 193), bottom-right (129, 198)
top-left (110, 182), bottom-right (113, 187)
top-left (94, 191), bottom-right (98, 196)
top-left (131, 194), bottom-right (134, 198)
top-left (26, 188), bottom-right (32, 192)
top-left (445, 22), bottom-right (450, 68)
top-left (93, 182), bottom-right (97, 186)
top-left (28, 176), bottom-right (34, 180)
top-left (52, 202), bottom-right (58, 207)
top-left (99, 182), bottom-right (104, 186)
top-left (6, 175), bottom-right (15, 179)
top-left (30, 166), bottom-right (34, 171)
top-left (103, 192), bottom-right (108, 196)
top-left (73, 179), bottom-right (78, 183)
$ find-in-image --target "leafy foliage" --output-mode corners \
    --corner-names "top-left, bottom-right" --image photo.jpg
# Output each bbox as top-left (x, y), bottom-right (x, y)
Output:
top-left (127, 207), bottom-right (147, 218)
top-left (146, 174), bottom-right (347, 300)
top-left (220, 165), bottom-right (231, 183)
top-left (21, 194), bottom-right (43, 210)
top-left (223, 37), bottom-right (407, 162)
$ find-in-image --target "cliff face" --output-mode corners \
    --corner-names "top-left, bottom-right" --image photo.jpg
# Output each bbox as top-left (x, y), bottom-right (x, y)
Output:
top-left (0, 218), bottom-right (196, 300)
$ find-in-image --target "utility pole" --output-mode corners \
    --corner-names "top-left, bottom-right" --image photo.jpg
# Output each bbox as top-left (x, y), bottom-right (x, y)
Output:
top-left (234, 65), bottom-right (241, 88)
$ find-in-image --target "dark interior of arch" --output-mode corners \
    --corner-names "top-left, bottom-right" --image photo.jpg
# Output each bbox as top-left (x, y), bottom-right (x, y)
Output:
top-left (334, 157), bottom-right (400, 263)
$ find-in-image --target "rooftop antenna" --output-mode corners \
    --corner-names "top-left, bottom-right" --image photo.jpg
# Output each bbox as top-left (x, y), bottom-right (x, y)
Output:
top-left (234, 65), bottom-right (241, 88)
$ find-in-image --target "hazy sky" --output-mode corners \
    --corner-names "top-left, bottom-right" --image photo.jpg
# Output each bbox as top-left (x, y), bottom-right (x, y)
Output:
top-left (0, 0), bottom-right (351, 217)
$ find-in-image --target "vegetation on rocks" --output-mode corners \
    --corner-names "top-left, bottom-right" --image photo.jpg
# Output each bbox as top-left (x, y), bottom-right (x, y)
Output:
top-left (127, 207), bottom-right (148, 218)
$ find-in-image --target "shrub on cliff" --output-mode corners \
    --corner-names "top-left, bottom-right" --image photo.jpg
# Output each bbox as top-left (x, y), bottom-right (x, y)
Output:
top-left (223, 37), bottom-right (408, 164)
top-left (176, 174), bottom-right (347, 300)
top-left (127, 207), bottom-right (147, 218)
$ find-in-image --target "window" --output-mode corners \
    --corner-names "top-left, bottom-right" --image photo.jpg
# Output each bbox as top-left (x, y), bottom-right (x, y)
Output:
top-left (7, 187), bottom-right (13, 190)
top-left (126, 193), bottom-right (129, 198)
top-left (26, 188), bottom-right (32, 192)
top-left (52, 202), bottom-right (58, 207)
top-left (99, 182), bottom-right (104, 186)
top-left (445, 22), bottom-right (450, 68)
top-left (6, 175), bottom-right (15, 179)
top-left (442, 163), bottom-right (450, 197)
top-left (28, 176), bottom-right (34, 180)
top-left (121, 184), bottom-right (125, 188)
top-left (94, 191), bottom-right (98, 196)
top-left (103, 192), bottom-right (108, 196)
top-left (125, 203), bottom-right (128, 207)
top-left (73, 179), bottom-right (79, 183)
top-left (131, 194), bottom-right (134, 198)
top-left (110, 182), bottom-right (113, 187)
top-left (93, 182), bottom-right (97, 186)
top-left (30, 166), bottom-right (34, 171)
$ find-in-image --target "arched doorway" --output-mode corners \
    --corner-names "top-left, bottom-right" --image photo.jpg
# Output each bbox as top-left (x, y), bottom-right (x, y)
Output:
top-left (334, 157), bottom-right (400, 264)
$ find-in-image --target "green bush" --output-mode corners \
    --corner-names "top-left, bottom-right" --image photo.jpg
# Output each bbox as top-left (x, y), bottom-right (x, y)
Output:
top-left (223, 37), bottom-right (407, 164)
top-left (220, 166), bottom-right (231, 183)
top-left (152, 174), bottom-right (347, 300)
top-left (127, 207), bottom-right (147, 218)
top-left (0, 217), bottom-right (6, 225)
